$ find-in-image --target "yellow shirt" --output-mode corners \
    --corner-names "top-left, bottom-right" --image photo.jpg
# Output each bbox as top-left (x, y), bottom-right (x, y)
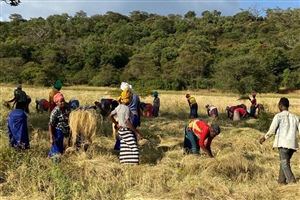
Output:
top-left (188, 97), bottom-right (197, 105)
top-left (49, 88), bottom-right (60, 104)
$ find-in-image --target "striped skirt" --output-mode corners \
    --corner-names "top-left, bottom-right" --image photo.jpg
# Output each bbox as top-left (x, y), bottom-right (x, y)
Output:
top-left (118, 128), bottom-right (139, 164)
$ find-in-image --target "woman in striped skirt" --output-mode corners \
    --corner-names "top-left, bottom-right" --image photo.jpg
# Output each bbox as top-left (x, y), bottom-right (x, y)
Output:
top-left (109, 93), bottom-right (143, 164)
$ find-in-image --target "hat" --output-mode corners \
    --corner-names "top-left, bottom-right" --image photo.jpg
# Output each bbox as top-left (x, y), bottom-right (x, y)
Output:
top-left (210, 124), bottom-right (221, 135)
top-left (154, 91), bottom-right (158, 96)
top-left (186, 94), bottom-right (190, 98)
top-left (53, 80), bottom-right (62, 90)
top-left (53, 93), bottom-right (64, 103)
top-left (17, 84), bottom-right (22, 89)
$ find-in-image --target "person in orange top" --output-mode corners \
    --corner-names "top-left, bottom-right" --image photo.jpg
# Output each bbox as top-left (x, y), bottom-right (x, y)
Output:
top-left (184, 119), bottom-right (221, 157)
top-left (186, 94), bottom-right (198, 118)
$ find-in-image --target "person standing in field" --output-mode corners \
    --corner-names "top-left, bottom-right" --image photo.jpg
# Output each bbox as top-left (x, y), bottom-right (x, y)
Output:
top-left (49, 80), bottom-right (62, 112)
top-left (249, 93), bottom-right (257, 118)
top-left (186, 94), bottom-right (198, 118)
top-left (152, 91), bottom-right (160, 117)
top-left (109, 89), bottom-right (143, 164)
top-left (205, 104), bottom-right (218, 119)
top-left (121, 82), bottom-right (141, 128)
top-left (7, 108), bottom-right (30, 150)
top-left (48, 93), bottom-right (71, 158)
top-left (184, 119), bottom-right (221, 157)
top-left (259, 97), bottom-right (299, 184)
top-left (8, 84), bottom-right (30, 113)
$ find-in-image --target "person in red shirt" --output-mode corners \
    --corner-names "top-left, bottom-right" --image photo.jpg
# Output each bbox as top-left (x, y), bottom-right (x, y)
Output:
top-left (184, 119), bottom-right (221, 157)
top-left (233, 107), bottom-right (249, 121)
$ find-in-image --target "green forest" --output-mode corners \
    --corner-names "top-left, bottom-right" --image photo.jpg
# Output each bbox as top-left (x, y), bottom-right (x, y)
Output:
top-left (1, 8), bottom-right (300, 94)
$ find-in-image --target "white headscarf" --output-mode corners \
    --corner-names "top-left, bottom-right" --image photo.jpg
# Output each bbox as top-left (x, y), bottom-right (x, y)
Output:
top-left (120, 82), bottom-right (132, 91)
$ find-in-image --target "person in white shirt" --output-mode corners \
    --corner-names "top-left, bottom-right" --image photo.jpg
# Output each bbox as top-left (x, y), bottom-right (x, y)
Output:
top-left (259, 97), bottom-right (299, 184)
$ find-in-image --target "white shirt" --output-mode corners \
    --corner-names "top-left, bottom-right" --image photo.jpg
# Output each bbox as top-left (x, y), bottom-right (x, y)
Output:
top-left (264, 110), bottom-right (300, 150)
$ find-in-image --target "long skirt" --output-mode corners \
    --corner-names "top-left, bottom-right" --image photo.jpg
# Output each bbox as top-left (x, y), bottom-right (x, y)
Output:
top-left (190, 103), bottom-right (198, 118)
top-left (152, 106), bottom-right (159, 117)
top-left (183, 125), bottom-right (200, 155)
top-left (118, 129), bottom-right (139, 164)
top-left (48, 128), bottom-right (65, 157)
top-left (233, 110), bottom-right (241, 121)
top-left (7, 109), bottom-right (30, 150)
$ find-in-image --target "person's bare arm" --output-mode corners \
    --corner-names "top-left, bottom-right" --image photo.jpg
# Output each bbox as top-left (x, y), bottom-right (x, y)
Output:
top-left (49, 124), bottom-right (54, 144)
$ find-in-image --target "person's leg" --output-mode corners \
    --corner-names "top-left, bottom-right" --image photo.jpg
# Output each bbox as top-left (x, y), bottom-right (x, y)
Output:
top-left (279, 148), bottom-right (296, 184)
top-left (184, 126), bottom-right (200, 155)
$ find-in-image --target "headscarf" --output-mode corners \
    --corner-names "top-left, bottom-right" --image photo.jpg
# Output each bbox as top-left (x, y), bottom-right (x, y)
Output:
top-left (53, 93), bottom-right (64, 103)
top-left (17, 84), bottom-right (22, 89)
top-left (121, 88), bottom-right (132, 105)
top-left (154, 91), bottom-right (158, 96)
top-left (53, 80), bottom-right (62, 90)
top-left (252, 93), bottom-right (256, 98)
top-left (210, 124), bottom-right (221, 135)
top-left (186, 94), bottom-right (190, 98)
top-left (120, 82), bottom-right (132, 91)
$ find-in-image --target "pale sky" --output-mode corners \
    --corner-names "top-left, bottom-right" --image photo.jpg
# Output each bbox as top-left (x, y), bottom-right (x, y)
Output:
top-left (0, 0), bottom-right (299, 21)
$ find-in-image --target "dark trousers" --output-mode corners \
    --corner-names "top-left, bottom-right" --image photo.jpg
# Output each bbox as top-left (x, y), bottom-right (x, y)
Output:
top-left (278, 148), bottom-right (297, 184)
top-left (190, 103), bottom-right (198, 118)
top-left (183, 125), bottom-right (200, 155)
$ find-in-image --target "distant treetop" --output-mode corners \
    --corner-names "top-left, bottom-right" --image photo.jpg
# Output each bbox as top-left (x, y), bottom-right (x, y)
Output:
top-left (3, 0), bottom-right (21, 6)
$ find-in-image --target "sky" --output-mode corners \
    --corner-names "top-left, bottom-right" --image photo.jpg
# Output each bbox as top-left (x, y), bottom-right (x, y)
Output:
top-left (0, 0), bottom-right (299, 21)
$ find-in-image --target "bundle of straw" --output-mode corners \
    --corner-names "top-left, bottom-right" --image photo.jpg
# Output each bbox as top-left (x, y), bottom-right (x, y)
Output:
top-left (237, 95), bottom-right (251, 101)
top-left (2, 100), bottom-right (11, 109)
top-left (69, 109), bottom-right (98, 149)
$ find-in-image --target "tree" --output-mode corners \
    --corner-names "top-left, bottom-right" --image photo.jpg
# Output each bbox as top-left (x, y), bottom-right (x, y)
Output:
top-left (214, 54), bottom-right (277, 94)
top-left (3, 0), bottom-right (20, 6)
top-left (9, 13), bottom-right (25, 22)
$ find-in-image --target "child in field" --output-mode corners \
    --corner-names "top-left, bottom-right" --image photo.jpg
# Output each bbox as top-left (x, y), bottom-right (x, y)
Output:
top-left (184, 119), bottom-right (221, 157)
top-left (109, 89), bottom-right (143, 164)
top-left (48, 93), bottom-right (71, 158)
top-left (259, 97), bottom-right (299, 184)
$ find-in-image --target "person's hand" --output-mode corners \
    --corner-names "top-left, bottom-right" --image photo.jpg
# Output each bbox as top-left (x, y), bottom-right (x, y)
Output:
top-left (259, 137), bottom-right (265, 144)
top-left (50, 137), bottom-right (54, 145)
top-left (136, 132), bottom-right (143, 140)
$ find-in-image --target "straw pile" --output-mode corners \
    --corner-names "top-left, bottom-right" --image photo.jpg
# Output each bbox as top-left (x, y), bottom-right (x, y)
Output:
top-left (69, 109), bottom-right (98, 149)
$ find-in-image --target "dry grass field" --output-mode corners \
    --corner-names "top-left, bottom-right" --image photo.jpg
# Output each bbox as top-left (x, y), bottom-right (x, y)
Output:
top-left (1, 84), bottom-right (300, 200)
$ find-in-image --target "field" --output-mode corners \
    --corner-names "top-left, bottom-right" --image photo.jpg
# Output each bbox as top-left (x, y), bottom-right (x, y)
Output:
top-left (1, 85), bottom-right (300, 200)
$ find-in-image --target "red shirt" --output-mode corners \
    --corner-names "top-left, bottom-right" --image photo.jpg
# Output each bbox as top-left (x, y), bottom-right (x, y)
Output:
top-left (229, 106), bottom-right (237, 113)
top-left (235, 107), bottom-right (247, 115)
top-left (188, 120), bottom-right (212, 147)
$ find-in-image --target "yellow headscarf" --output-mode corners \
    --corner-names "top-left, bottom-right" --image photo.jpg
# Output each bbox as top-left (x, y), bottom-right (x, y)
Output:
top-left (121, 88), bottom-right (132, 105)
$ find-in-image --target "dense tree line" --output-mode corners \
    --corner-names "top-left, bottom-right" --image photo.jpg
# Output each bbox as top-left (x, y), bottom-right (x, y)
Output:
top-left (1, 8), bottom-right (300, 94)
